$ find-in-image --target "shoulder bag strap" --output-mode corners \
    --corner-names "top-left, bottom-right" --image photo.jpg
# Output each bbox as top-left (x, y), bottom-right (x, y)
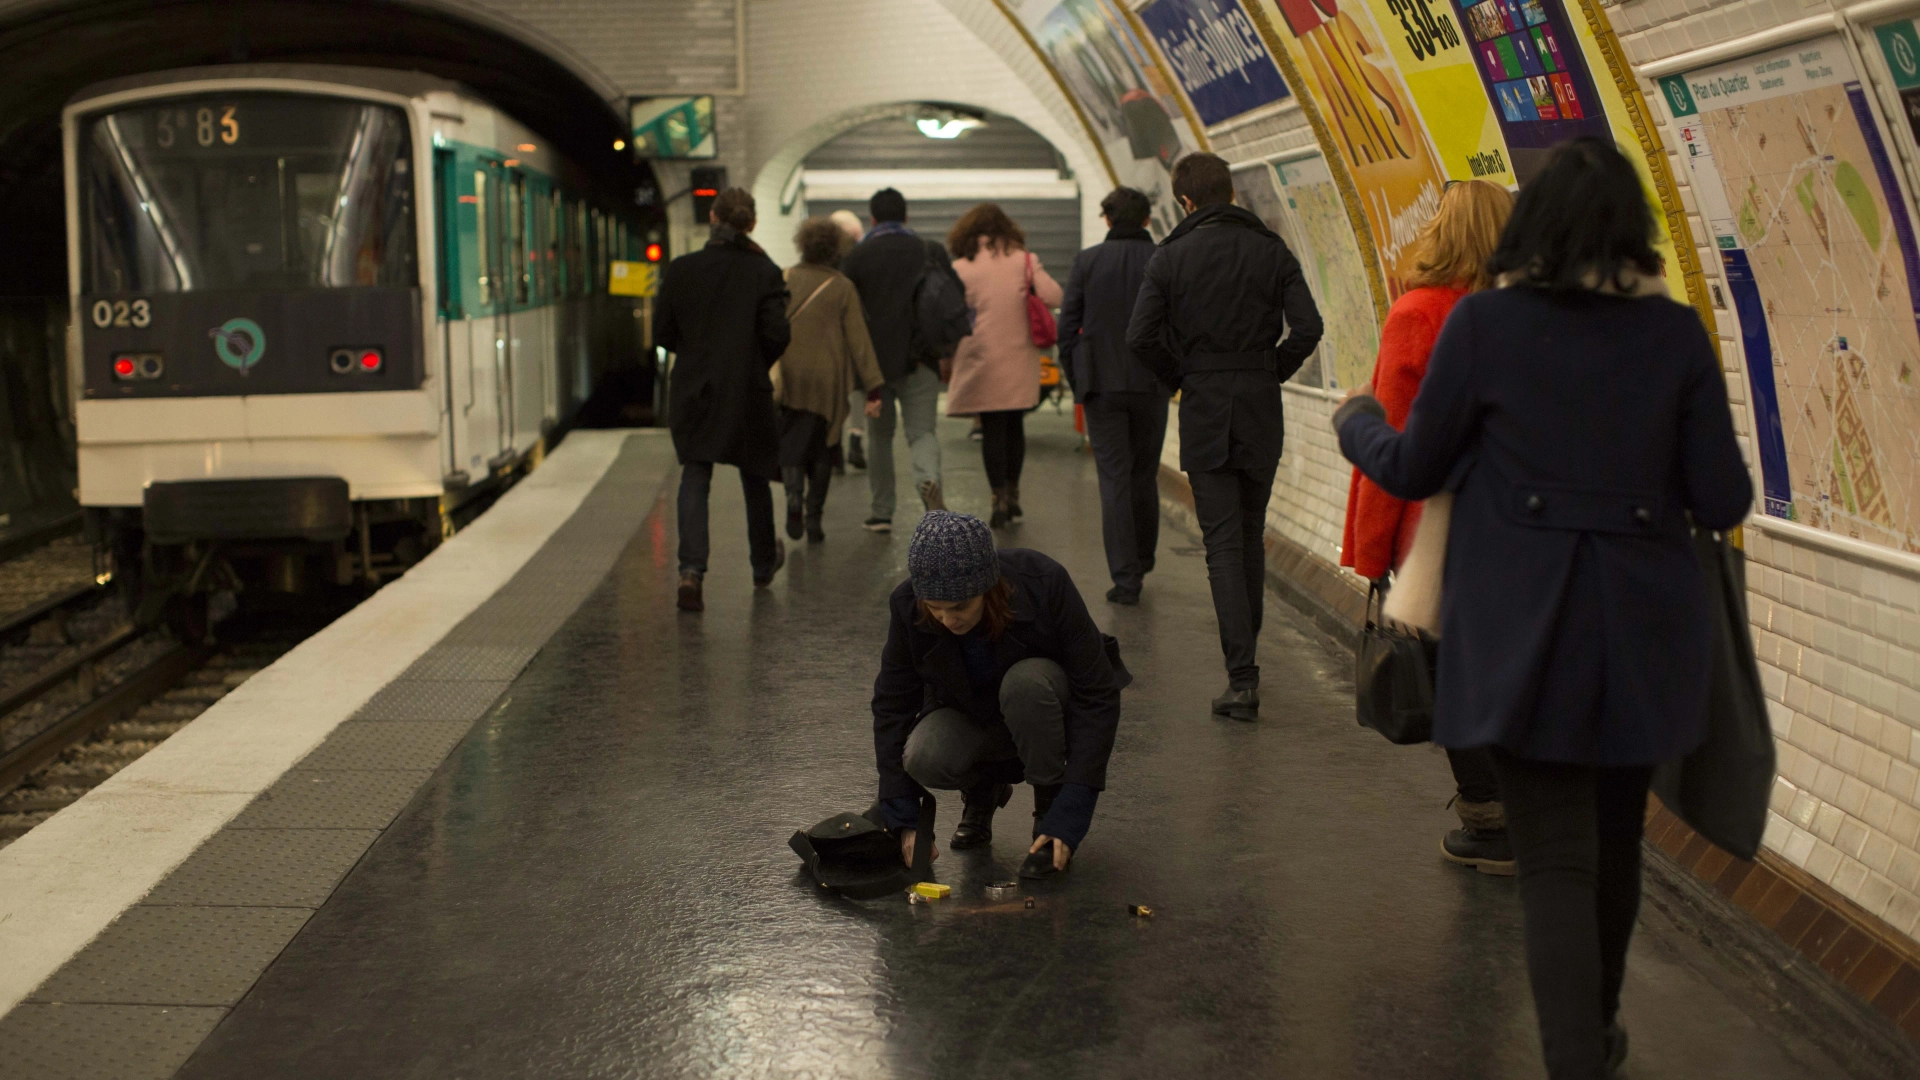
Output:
top-left (788, 272), bottom-right (835, 321)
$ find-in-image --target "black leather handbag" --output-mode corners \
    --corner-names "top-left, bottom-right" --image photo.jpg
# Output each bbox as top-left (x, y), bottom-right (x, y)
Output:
top-left (790, 795), bottom-right (936, 899)
top-left (1651, 530), bottom-right (1776, 860)
top-left (1356, 581), bottom-right (1438, 745)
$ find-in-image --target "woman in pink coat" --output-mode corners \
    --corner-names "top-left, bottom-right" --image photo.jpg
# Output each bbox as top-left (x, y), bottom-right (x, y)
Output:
top-left (946, 204), bottom-right (1063, 527)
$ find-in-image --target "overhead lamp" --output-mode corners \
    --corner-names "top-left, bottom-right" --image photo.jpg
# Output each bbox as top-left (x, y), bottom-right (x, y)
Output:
top-left (614, 138), bottom-right (627, 151)
top-left (913, 106), bottom-right (986, 140)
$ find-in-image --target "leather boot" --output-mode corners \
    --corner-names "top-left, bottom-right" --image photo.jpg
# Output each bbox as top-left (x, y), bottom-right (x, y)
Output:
top-left (1007, 483), bottom-right (1023, 521)
top-left (951, 782), bottom-right (1011, 849)
top-left (1443, 797), bottom-right (1515, 875)
top-left (676, 571), bottom-right (703, 612)
top-left (805, 460), bottom-right (830, 543)
top-left (1211, 686), bottom-right (1258, 721)
top-left (989, 486), bottom-right (1012, 529)
top-left (781, 467), bottom-right (805, 541)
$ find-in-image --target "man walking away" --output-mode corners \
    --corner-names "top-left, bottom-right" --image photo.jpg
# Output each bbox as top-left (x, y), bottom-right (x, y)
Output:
top-left (655, 188), bottom-right (792, 612)
top-left (1125, 154), bottom-right (1322, 720)
top-left (840, 188), bottom-right (958, 532)
top-left (1058, 187), bottom-right (1166, 606)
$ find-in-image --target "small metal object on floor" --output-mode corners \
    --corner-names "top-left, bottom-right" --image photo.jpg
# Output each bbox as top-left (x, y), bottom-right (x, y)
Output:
top-left (984, 881), bottom-right (1019, 901)
top-left (1129, 905), bottom-right (1154, 918)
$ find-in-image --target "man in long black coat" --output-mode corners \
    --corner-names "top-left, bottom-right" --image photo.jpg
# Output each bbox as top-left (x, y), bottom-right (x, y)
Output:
top-left (1058, 186), bottom-right (1166, 606)
top-left (655, 188), bottom-right (791, 612)
top-left (1125, 153), bottom-right (1322, 720)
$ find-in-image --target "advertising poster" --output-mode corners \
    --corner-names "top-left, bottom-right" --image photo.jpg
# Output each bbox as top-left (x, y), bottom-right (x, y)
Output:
top-left (1661, 36), bottom-right (1920, 551)
top-left (1231, 162), bottom-right (1326, 386)
top-left (1442, 0), bottom-right (1613, 181)
top-left (1137, 0), bottom-right (1292, 127)
top-left (1015, 0), bottom-right (1209, 235)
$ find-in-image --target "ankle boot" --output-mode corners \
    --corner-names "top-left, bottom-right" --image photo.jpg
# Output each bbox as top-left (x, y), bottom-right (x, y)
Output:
top-left (951, 782), bottom-right (1012, 849)
top-left (782, 467), bottom-right (805, 541)
top-left (676, 571), bottom-right (704, 612)
top-left (805, 461), bottom-right (831, 543)
top-left (989, 486), bottom-right (1012, 529)
top-left (1442, 798), bottom-right (1516, 875)
top-left (1007, 483), bottom-right (1023, 520)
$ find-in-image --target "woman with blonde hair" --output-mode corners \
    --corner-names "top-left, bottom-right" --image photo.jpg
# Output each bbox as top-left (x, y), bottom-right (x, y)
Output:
top-left (945, 203), bottom-right (1063, 527)
top-left (774, 216), bottom-right (885, 542)
top-left (1339, 178), bottom-right (1515, 873)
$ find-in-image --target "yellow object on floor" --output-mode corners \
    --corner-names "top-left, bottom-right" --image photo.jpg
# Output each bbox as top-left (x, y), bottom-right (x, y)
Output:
top-left (911, 882), bottom-right (951, 899)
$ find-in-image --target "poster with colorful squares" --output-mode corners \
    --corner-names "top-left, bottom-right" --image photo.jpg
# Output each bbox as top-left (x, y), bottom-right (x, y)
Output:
top-left (1449, 0), bottom-right (1609, 180)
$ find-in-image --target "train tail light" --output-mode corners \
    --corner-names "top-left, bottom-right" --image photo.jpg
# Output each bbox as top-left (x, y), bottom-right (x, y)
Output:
top-left (329, 347), bottom-right (385, 375)
top-left (112, 352), bottom-right (164, 380)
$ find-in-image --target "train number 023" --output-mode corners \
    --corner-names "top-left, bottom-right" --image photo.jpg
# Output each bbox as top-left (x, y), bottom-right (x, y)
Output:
top-left (91, 299), bottom-right (151, 329)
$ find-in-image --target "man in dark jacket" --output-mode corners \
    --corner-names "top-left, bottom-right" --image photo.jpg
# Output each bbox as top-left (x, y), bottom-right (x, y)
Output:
top-left (839, 188), bottom-right (952, 531)
top-left (1059, 187), bottom-right (1166, 606)
top-left (1125, 153), bottom-right (1322, 720)
top-left (655, 188), bottom-right (791, 612)
top-left (873, 512), bottom-right (1122, 879)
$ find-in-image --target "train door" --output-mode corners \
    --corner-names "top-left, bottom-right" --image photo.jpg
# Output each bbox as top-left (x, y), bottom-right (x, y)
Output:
top-left (506, 170), bottom-right (529, 455)
top-left (469, 164), bottom-right (508, 473)
top-left (432, 149), bottom-right (464, 483)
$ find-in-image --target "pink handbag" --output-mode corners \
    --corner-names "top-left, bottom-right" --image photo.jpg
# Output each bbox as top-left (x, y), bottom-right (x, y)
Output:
top-left (1025, 253), bottom-right (1058, 348)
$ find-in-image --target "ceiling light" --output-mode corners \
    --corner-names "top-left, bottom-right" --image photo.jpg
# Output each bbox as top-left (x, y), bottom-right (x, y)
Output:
top-left (614, 139), bottom-right (627, 151)
top-left (913, 106), bottom-right (987, 141)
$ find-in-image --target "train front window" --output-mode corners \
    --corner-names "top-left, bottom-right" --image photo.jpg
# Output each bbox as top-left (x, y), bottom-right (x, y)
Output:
top-left (82, 94), bottom-right (417, 293)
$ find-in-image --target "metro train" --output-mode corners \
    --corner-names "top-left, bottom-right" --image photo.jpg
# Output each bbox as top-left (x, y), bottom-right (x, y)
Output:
top-left (63, 64), bottom-right (654, 629)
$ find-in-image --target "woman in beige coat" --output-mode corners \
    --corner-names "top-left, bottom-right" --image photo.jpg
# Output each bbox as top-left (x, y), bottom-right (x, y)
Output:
top-left (946, 204), bottom-right (1063, 527)
top-left (776, 217), bottom-right (886, 542)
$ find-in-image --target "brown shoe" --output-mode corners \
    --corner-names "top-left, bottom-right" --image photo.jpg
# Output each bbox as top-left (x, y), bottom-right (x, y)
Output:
top-left (918, 480), bottom-right (946, 512)
top-left (677, 571), bottom-right (704, 612)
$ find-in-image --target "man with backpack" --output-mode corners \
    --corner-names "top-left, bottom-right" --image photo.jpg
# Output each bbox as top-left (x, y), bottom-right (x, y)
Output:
top-left (840, 188), bottom-right (969, 532)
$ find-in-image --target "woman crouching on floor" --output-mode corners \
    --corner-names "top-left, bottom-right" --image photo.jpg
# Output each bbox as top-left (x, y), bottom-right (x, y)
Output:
top-left (872, 511), bottom-right (1124, 879)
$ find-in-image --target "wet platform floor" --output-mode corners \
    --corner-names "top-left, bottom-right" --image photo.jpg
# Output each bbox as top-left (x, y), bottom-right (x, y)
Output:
top-left (174, 408), bottom-right (1880, 1079)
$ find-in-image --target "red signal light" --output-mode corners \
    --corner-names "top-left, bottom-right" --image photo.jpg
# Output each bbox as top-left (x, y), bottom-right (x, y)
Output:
top-left (645, 243), bottom-right (663, 262)
top-left (114, 357), bottom-right (136, 378)
top-left (692, 188), bottom-right (718, 197)
top-left (359, 350), bottom-right (383, 371)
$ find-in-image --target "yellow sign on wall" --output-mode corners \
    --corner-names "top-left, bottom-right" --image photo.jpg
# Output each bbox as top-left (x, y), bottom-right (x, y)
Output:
top-left (608, 261), bottom-right (657, 298)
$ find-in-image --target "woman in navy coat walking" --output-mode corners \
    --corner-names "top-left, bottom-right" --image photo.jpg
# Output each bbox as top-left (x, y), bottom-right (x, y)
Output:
top-left (1334, 138), bottom-right (1752, 1078)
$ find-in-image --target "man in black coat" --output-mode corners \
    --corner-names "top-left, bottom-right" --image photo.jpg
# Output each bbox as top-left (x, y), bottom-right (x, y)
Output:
top-left (839, 188), bottom-right (951, 531)
top-left (655, 188), bottom-right (791, 612)
top-left (1059, 187), bottom-right (1166, 606)
top-left (1125, 153), bottom-right (1322, 720)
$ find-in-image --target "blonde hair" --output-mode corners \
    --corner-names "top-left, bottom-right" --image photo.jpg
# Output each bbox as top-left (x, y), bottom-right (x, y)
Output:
top-left (1406, 180), bottom-right (1514, 291)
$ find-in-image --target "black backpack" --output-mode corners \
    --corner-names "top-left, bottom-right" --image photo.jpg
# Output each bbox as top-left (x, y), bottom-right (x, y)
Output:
top-left (910, 240), bottom-right (973, 362)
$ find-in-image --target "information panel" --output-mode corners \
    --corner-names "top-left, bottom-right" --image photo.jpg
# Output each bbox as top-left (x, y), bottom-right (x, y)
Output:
top-left (1136, 0), bottom-right (1292, 127)
top-left (1661, 36), bottom-right (1920, 550)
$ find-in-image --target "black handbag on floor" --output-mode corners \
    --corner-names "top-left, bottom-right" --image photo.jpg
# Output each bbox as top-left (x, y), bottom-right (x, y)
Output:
top-left (790, 795), bottom-right (936, 899)
top-left (1356, 581), bottom-right (1437, 745)
top-left (1652, 530), bottom-right (1776, 860)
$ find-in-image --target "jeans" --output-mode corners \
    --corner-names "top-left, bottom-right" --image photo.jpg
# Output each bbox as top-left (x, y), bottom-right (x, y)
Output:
top-left (1188, 465), bottom-right (1277, 689)
top-left (867, 364), bottom-right (943, 519)
top-left (1084, 391), bottom-right (1169, 591)
top-left (676, 462), bottom-right (778, 577)
top-left (1491, 749), bottom-right (1654, 1080)
top-left (901, 658), bottom-right (1069, 790)
top-left (979, 410), bottom-right (1027, 489)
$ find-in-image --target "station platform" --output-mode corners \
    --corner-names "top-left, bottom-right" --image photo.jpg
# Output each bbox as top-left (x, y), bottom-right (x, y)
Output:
top-left (0, 410), bottom-right (1902, 1079)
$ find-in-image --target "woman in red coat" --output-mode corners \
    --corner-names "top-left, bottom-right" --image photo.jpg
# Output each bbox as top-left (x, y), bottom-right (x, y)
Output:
top-left (1339, 179), bottom-right (1514, 872)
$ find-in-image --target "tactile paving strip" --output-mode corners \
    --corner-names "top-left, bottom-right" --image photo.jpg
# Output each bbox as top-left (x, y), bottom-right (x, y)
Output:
top-left (349, 679), bottom-right (511, 722)
top-left (30, 906), bottom-right (312, 1006)
top-left (397, 643), bottom-right (541, 682)
top-left (142, 829), bottom-right (380, 908)
top-left (292, 722), bottom-right (474, 771)
top-left (0, 1004), bottom-right (227, 1080)
top-left (225, 770), bottom-right (435, 830)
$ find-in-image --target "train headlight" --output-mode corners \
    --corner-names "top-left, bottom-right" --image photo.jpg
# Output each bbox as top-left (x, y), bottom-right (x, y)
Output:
top-left (329, 347), bottom-right (384, 375)
top-left (112, 352), bottom-right (163, 380)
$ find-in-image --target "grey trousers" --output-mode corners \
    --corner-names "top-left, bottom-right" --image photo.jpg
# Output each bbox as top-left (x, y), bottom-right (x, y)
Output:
top-left (1084, 391), bottom-right (1169, 591)
top-left (867, 364), bottom-right (943, 520)
top-left (902, 658), bottom-right (1068, 791)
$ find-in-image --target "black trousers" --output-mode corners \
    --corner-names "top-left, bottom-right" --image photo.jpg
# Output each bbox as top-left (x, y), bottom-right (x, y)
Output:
top-left (1448, 747), bottom-right (1501, 805)
top-left (979, 410), bottom-right (1027, 489)
top-left (1084, 392), bottom-right (1168, 592)
top-left (782, 461), bottom-right (833, 518)
top-left (1491, 750), bottom-right (1653, 1080)
top-left (1188, 465), bottom-right (1276, 689)
top-left (676, 462), bottom-right (777, 577)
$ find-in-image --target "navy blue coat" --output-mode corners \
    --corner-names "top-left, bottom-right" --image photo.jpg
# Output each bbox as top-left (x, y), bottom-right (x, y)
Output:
top-left (1336, 286), bottom-right (1751, 765)
top-left (1057, 224), bottom-right (1162, 399)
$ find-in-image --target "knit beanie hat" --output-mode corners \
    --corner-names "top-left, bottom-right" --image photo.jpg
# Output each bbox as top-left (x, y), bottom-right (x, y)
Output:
top-left (907, 511), bottom-right (1000, 601)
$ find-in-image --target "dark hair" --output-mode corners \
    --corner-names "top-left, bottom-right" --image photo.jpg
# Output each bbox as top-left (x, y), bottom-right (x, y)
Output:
top-left (794, 216), bottom-right (843, 266)
top-left (1099, 186), bottom-right (1152, 227)
top-left (870, 187), bottom-right (907, 223)
top-left (915, 577), bottom-right (1016, 640)
top-left (1485, 137), bottom-right (1661, 292)
top-left (1172, 153), bottom-right (1233, 208)
top-left (711, 188), bottom-right (756, 232)
top-left (947, 202), bottom-right (1026, 260)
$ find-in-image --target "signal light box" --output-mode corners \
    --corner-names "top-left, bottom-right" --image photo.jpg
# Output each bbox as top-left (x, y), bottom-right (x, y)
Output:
top-left (690, 166), bottom-right (726, 221)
